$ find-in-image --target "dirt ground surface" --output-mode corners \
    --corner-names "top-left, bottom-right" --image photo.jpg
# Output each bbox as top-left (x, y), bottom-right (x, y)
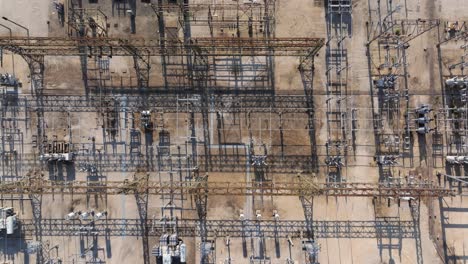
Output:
top-left (0, 0), bottom-right (467, 263)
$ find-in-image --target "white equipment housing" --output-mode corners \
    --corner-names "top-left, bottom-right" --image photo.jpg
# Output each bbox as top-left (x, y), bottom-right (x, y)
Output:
top-left (180, 243), bottom-right (186, 263)
top-left (40, 152), bottom-right (74, 162)
top-left (0, 207), bottom-right (18, 235)
top-left (446, 156), bottom-right (468, 164)
top-left (446, 77), bottom-right (468, 88)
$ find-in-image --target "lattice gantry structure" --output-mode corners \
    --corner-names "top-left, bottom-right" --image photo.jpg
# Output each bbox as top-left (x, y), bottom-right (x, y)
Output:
top-left (365, 3), bottom-right (442, 261)
top-left (436, 19), bottom-right (468, 263)
top-left (0, 0), bottom-right (466, 263)
top-left (366, 0), bottom-right (439, 182)
top-left (438, 21), bottom-right (468, 189)
top-left (323, 0), bottom-right (352, 183)
top-left (0, 1), bottom-right (323, 262)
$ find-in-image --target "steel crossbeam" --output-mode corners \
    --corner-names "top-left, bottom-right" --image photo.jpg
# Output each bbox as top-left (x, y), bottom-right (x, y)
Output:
top-left (368, 19), bottom-right (440, 45)
top-left (0, 178), bottom-right (454, 197)
top-left (16, 218), bottom-right (417, 239)
top-left (152, 3), bottom-right (266, 12)
top-left (151, 2), bottom-right (267, 23)
top-left (12, 153), bottom-right (323, 174)
top-left (6, 95), bottom-right (313, 112)
top-left (0, 37), bottom-right (324, 57)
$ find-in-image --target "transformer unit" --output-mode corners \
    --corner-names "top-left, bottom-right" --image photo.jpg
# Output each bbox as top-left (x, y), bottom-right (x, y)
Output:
top-left (415, 104), bottom-right (434, 134)
top-left (0, 207), bottom-right (18, 235)
top-left (302, 240), bottom-right (320, 264)
top-left (374, 75), bottom-right (397, 89)
top-left (446, 156), bottom-right (468, 165)
top-left (141, 110), bottom-right (153, 131)
top-left (152, 234), bottom-right (187, 264)
top-left (445, 77), bottom-right (468, 89)
top-left (376, 155), bottom-right (399, 165)
top-left (41, 141), bottom-right (74, 162)
top-left (0, 73), bottom-right (21, 87)
top-left (40, 152), bottom-right (74, 162)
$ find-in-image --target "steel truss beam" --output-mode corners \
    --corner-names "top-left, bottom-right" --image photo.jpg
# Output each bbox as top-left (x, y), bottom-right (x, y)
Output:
top-left (30, 193), bottom-right (44, 263)
top-left (368, 19), bottom-right (440, 45)
top-left (193, 174), bottom-right (210, 264)
top-left (151, 3), bottom-right (267, 12)
top-left (438, 21), bottom-right (468, 45)
top-left (120, 44), bottom-right (150, 91)
top-left (0, 178), bottom-right (454, 197)
top-left (12, 94), bottom-right (314, 112)
top-left (68, 7), bottom-right (108, 37)
top-left (16, 218), bottom-right (417, 239)
top-left (14, 153), bottom-right (318, 174)
top-left (191, 38), bottom-right (324, 57)
top-left (0, 37), bottom-right (324, 57)
top-left (150, 3), bottom-right (269, 24)
top-left (134, 172), bottom-right (150, 264)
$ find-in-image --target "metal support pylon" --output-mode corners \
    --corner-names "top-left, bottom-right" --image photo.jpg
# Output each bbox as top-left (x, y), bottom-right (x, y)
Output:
top-left (24, 55), bottom-right (46, 263)
top-left (23, 55), bottom-right (45, 155)
top-left (27, 171), bottom-right (44, 264)
top-left (133, 53), bottom-right (150, 91)
top-left (298, 174), bottom-right (320, 263)
top-left (120, 44), bottom-right (151, 97)
top-left (134, 171), bottom-right (150, 264)
top-left (192, 49), bottom-right (212, 171)
top-left (193, 173), bottom-right (210, 264)
top-left (300, 195), bottom-right (314, 240)
top-left (410, 199), bottom-right (423, 264)
top-left (30, 194), bottom-right (43, 263)
top-left (299, 54), bottom-right (319, 172)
